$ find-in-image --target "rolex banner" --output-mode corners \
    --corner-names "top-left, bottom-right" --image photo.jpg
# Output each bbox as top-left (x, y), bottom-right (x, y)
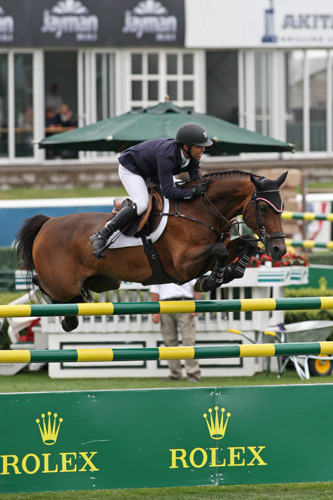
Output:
top-left (0, 385), bottom-right (333, 493)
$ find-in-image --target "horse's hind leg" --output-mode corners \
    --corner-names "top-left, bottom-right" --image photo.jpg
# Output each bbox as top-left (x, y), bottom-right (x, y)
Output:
top-left (60, 277), bottom-right (121, 332)
top-left (60, 295), bottom-right (86, 332)
top-left (33, 275), bottom-right (82, 332)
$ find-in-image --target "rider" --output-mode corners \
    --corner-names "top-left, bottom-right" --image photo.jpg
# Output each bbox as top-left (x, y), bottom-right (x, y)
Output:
top-left (90, 122), bottom-right (213, 258)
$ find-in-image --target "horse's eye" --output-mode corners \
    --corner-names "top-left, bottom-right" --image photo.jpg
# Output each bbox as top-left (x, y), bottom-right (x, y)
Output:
top-left (259, 204), bottom-right (269, 215)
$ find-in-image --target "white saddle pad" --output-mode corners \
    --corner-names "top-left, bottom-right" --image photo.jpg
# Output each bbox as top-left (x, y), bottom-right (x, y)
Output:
top-left (107, 198), bottom-right (169, 249)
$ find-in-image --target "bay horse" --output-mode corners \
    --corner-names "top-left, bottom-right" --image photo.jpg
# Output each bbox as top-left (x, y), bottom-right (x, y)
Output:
top-left (15, 170), bottom-right (288, 332)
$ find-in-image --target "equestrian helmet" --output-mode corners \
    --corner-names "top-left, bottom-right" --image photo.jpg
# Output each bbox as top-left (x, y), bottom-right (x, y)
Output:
top-left (176, 122), bottom-right (213, 147)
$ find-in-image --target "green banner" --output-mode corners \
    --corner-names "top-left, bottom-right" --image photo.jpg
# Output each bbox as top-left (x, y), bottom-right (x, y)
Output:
top-left (0, 385), bottom-right (332, 493)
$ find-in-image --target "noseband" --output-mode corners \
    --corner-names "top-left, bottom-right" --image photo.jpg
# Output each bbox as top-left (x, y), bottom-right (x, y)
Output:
top-left (243, 188), bottom-right (285, 246)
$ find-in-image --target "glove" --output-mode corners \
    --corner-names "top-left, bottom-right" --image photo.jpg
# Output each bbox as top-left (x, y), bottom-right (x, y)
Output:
top-left (191, 180), bottom-right (210, 199)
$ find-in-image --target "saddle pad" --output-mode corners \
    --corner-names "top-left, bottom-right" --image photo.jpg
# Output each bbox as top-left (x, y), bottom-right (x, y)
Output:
top-left (107, 198), bottom-right (169, 249)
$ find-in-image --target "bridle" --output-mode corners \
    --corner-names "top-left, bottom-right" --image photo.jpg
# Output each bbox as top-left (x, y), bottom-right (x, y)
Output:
top-left (243, 188), bottom-right (285, 246)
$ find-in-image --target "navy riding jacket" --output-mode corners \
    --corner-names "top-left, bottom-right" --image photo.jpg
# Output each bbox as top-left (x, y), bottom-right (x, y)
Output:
top-left (118, 138), bottom-right (200, 200)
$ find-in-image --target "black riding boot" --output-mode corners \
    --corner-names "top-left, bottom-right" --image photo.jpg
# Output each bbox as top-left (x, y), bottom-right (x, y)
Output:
top-left (90, 203), bottom-right (138, 259)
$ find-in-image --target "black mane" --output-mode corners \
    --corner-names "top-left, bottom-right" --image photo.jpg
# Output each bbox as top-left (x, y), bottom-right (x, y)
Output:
top-left (203, 169), bottom-right (254, 180)
top-left (181, 169), bottom-right (258, 187)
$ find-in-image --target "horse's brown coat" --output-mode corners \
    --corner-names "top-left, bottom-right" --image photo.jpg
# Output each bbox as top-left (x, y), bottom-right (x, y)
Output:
top-left (16, 170), bottom-right (287, 306)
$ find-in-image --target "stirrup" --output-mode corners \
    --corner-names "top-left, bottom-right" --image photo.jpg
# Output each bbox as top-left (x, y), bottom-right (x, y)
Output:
top-left (93, 240), bottom-right (111, 259)
top-left (90, 233), bottom-right (109, 259)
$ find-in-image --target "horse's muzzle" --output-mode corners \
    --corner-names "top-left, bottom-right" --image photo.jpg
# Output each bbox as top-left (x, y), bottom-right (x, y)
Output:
top-left (266, 234), bottom-right (287, 261)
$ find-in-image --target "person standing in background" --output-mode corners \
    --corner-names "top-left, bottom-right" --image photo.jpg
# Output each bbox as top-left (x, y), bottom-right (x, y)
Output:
top-left (151, 281), bottom-right (201, 382)
top-left (45, 83), bottom-right (63, 113)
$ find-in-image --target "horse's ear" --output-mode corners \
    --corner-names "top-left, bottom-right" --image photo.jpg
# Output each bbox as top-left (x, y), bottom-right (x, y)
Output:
top-left (250, 173), bottom-right (260, 187)
top-left (276, 171), bottom-right (288, 187)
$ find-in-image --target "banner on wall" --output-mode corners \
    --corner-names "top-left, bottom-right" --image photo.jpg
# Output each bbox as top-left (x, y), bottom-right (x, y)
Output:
top-left (1, 385), bottom-right (333, 493)
top-left (246, 0), bottom-right (333, 47)
top-left (185, 0), bottom-right (333, 49)
top-left (0, 0), bottom-right (184, 47)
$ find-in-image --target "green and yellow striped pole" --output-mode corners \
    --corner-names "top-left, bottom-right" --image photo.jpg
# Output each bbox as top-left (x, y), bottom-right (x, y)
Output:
top-left (1, 297), bottom-right (333, 318)
top-left (282, 211), bottom-right (333, 222)
top-left (1, 342), bottom-right (333, 363)
top-left (285, 238), bottom-right (333, 250)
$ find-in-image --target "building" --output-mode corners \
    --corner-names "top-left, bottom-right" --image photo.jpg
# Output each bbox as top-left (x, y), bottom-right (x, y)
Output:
top-left (0, 0), bottom-right (333, 180)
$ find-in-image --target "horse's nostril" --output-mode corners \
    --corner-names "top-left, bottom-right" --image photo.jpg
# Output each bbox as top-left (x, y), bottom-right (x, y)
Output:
top-left (272, 245), bottom-right (287, 261)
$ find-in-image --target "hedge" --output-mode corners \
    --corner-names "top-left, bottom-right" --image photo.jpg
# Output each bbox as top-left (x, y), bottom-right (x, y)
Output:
top-left (0, 247), bottom-right (21, 270)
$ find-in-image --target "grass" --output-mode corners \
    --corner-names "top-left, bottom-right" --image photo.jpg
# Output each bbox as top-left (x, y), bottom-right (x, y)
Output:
top-left (0, 369), bottom-right (332, 393)
top-left (1, 483), bottom-right (333, 499)
top-left (0, 186), bottom-right (127, 200)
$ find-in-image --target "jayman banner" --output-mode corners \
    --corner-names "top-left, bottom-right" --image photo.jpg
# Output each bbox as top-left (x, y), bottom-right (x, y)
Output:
top-left (0, 0), bottom-right (185, 47)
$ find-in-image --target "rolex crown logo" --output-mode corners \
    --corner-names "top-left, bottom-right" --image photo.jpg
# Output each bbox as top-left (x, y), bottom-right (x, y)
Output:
top-left (203, 406), bottom-right (231, 440)
top-left (36, 411), bottom-right (63, 445)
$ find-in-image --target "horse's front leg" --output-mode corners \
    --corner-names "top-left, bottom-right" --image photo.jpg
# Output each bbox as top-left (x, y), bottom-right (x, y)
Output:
top-left (194, 242), bottom-right (229, 292)
top-left (223, 234), bottom-right (258, 284)
top-left (194, 234), bottom-right (258, 292)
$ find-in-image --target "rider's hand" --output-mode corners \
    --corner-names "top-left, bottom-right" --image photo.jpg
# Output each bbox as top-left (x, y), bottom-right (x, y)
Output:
top-left (191, 180), bottom-right (210, 199)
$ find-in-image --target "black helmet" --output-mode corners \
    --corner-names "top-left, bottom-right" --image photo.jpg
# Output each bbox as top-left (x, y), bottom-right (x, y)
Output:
top-left (176, 122), bottom-right (213, 147)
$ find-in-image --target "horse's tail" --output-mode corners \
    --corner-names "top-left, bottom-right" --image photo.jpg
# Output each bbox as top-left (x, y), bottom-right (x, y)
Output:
top-left (15, 214), bottom-right (50, 272)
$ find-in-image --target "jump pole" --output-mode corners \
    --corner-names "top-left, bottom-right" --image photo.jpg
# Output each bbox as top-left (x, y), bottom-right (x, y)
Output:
top-left (1, 296), bottom-right (333, 318)
top-left (1, 341), bottom-right (333, 363)
top-left (285, 238), bottom-right (333, 249)
top-left (282, 211), bottom-right (333, 221)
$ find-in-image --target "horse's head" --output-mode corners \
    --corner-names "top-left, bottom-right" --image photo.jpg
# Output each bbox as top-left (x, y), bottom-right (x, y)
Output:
top-left (244, 171), bottom-right (288, 261)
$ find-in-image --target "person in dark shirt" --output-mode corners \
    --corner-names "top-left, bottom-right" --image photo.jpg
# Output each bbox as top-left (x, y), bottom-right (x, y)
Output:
top-left (45, 106), bottom-right (60, 129)
top-left (57, 103), bottom-right (77, 128)
top-left (90, 122), bottom-right (213, 258)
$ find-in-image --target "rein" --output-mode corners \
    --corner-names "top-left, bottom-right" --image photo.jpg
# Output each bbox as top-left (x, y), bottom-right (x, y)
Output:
top-left (159, 196), bottom-right (239, 242)
top-left (160, 200), bottom-right (225, 240)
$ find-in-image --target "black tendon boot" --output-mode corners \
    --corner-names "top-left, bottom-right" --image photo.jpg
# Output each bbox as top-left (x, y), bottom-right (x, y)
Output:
top-left (90, 203), bottom-right (138, 259)
top-left (223, 236), bottom-right (258, 284)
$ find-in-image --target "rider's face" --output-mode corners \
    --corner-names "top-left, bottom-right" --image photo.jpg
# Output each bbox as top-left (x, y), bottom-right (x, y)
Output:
top-left (183, 144), bottom-right (205, 160)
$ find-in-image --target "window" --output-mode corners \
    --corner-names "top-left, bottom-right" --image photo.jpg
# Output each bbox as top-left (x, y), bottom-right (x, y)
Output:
top-left (285, 51), bottom-right (304, 151)
top-left (308, 50), bottom-right (327, 152)
top-left (128, 50), bottom-right (199, 110)
top-left (96, 53), bottom-right (115, 121)
top-left (0, 54), bottom-right (8, 157)
top-left (242, 49), bottom-right (333, 154)
top-left (15, 54), bottom-right (33, 157)
top-left (254, 52), bottom-right (272, 136)
top-left (0, 52), bottom-right (34, 160)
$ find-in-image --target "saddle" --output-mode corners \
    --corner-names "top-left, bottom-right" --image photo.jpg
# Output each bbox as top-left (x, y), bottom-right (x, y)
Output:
top-left (111, 185), bottom-right (164, 237)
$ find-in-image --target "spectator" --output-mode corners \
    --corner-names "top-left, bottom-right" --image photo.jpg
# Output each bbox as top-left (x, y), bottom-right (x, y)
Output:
top-left (57, 103), bottom-right (77, 129)
top-left (45, 106), bottom-right (61, 130)
top-left (151, 281), bottom-right (201, 382)
top-left (45, 106), bottom-right (61, 159)
top-left (45, 83), bottom-right (63, 113)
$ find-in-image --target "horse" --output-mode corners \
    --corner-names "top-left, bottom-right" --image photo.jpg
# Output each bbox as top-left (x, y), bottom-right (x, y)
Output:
top-left (15, 170), bottom-right (288, 332)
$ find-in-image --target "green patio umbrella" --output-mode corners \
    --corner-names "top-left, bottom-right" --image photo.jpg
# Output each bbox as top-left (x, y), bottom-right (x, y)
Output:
top-left (39, 101), bottom-right (294, 155)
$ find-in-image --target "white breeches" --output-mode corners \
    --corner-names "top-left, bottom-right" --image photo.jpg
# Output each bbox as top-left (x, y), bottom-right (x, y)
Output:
top-left (118, 163), bottom-right (149, 216)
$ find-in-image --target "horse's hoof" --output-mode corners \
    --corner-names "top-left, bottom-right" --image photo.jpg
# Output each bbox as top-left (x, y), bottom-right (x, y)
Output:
top-left (61, 316), bottom-right (79, 332)
top-left (194, 276), bottom-right (210, 293)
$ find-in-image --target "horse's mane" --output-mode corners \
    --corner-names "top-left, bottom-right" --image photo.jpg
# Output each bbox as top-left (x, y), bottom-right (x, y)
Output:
top-left (180, 169), bottom-right (256, 187)
top-left (203, 169), bottom-right (254, 181)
